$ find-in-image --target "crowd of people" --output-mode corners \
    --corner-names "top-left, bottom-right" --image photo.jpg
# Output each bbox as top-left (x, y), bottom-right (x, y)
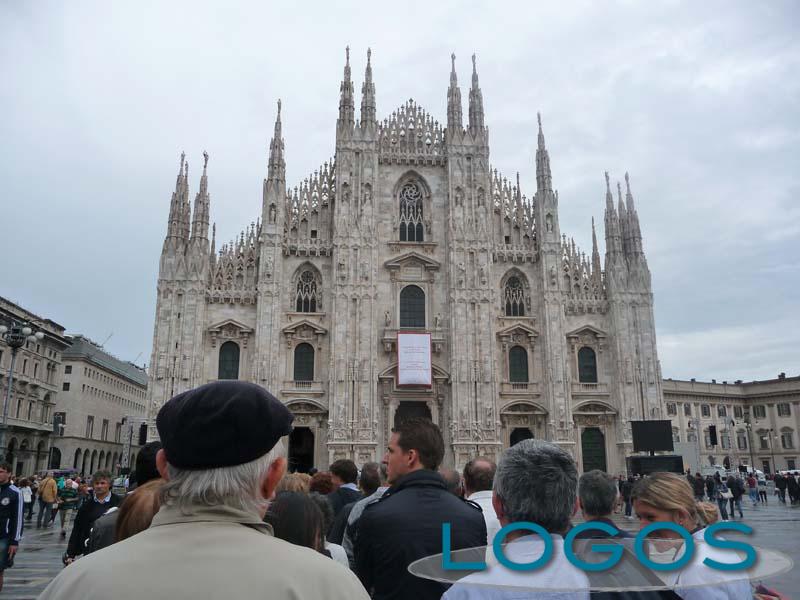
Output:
top-left (0, 380), bottom-right (791, 599)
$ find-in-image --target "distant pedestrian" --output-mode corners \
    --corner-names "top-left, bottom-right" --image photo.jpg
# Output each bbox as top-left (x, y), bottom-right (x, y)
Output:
top-left (0, 463), bottom-right (23, 593)
top-left (341, 463), bottom-right (388, 569)
top-left (329, 462), bottom-right (382, 547)
top-left (692, 472), bottom-right (705, 501)
top-left (36, 472), bottom-right (58, 528)
top-left (620, 475), bottom-right (634, 518)
top-left (56, 478), bottom-right (79, 537)
top-left (758, 477), bottom-right (768, 504)
top-left (787, 474), bottom-right (799, 504)
top-left (727, 475), bottom-right (745, 518)
top-left (774, 473), bottom-right (787, 503)
top-left (18, 479), bottom-right (33, 521)
top-left (747, 473), bottom-right (759, 506)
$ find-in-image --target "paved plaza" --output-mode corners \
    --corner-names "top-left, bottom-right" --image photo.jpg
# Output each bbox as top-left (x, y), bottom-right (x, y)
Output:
top-left (6, 499), bottom-right (800, 598)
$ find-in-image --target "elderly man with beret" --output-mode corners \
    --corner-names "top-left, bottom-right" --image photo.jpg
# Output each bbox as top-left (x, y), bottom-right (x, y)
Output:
top-left (39, 381), bottom-right (370, 600)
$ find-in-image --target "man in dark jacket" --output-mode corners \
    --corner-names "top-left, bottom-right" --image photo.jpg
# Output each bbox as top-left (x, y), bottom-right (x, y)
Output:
top-left (0, 463), bottom-right (23, 593)
top-left (692, 472), bottom-right (705, 500)
top-left (86, 441), bottom-right (162, 554)
top-left (726, 475), bottom-right (745, 518)
top-left (327, 459), bottom-right (362, 520)
top-left (774, 472), bottom-right (787, 503)
top-left (65, 470), bottom-right (121, 563)
top-left (354, 418), bottom-right (486, 600)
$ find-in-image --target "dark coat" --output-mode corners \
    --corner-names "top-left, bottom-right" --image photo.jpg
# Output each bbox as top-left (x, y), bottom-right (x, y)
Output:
top-left (692, 476), bottom-right (706, 497)
top-left (727, 477), bottom-right (745, 500)
top-left (327, 499), bottom-right (356, 545)
top-left (354, 469), bottom-right (486, 600)
top-left (66, 494), bottom-right (122, 557)
top-left (327, 486), bottom-right (362, 520)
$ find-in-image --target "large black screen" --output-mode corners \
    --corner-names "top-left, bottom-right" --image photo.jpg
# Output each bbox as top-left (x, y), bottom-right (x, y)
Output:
top-left (626, 455), bottom-right (684, 476)
top-left (631, 420), bottom-right (674, 452)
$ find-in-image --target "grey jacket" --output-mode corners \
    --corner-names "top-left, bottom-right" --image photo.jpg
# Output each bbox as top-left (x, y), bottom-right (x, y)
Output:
top-left (39, 502), bottom-right (370, 600)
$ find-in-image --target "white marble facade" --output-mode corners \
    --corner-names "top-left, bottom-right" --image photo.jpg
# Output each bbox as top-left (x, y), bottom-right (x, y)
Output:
top-left (146, 50), bottom-right (663, 473)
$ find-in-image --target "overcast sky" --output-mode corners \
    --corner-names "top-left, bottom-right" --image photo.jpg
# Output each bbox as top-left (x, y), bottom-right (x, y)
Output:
top-left (1, 1), bottom-right (798, 382)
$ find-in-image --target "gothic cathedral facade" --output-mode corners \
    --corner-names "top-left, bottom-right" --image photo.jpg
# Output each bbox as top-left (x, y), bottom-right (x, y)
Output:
top-left (146, 50), bottom-right (664, 473)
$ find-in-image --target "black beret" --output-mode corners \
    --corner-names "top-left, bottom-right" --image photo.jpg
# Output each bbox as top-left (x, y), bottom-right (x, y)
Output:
top-left (156, 381), bottom-right (293, 470)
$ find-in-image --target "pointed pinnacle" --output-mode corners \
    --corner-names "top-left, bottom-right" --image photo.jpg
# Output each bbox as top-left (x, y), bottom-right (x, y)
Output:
top-left (277, 98), bottom-right (282, 119)
top-left (537, 112), bottom-right (542, 131)
top-left (203, 150), bottom-right (209, 170)
top-left (605, 171), bottom-right (611, 192)
top-left (625, 172), bottom-right (632, 195)
top-left (179, 152), bottom-right (186, 175)
top-left (367, 47), bottom-right (371, 65)
top-left (345, 45), bottom-right (350, 66)
top-left (472, 53), bottom-right (477, 74)
top-left (451, 53), bottom-right (456, 72)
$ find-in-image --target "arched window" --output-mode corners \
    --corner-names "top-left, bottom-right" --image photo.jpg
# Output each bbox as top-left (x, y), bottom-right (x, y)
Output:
top-left (399, 285), bottom-right (425, 328)
top-left (509, 346), bottom-right (528, 383)
top-left (293, 343), bottom-right (315, 382)
top-left (295, 269), bottom-right (319, 312)
top-left (577, 347), bottom-right (597, 383)
top-left (399, 181), bottom-right (424, 242)
top-left (218, 341), bottom-right (240, 380)
top-left (504, 276), bottom-right (525, 316)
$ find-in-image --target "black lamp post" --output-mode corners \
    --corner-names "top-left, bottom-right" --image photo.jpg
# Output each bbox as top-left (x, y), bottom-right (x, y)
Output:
top-left (0, 322), bottom-right (45, 461)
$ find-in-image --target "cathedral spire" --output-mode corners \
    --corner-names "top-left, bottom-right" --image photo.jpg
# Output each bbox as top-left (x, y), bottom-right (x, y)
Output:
top-left (447, 53), bottom-right (463, 132)
top-left (468, 53), bottom-right (484, 134)
top-left (210, 222), bottom-right (216, 257)
top-left (360, 48), bottom-right (376, 126)
top-left (591, 216), bottom-right (602, 277)
top-left (535, 113), bottom-right (553, 194)
top-left (337, 46), bottom-right (355, 135)
top-left (166, 152), bottom-right (188, 242)
top-left (625, 172), bottom-right (643, 254)
top-left (191, 151), bottom-right (211, 243)
top-left (267, 100), bottom-right (285, 183)
top-left (603, 172), bottom-right (623, 258)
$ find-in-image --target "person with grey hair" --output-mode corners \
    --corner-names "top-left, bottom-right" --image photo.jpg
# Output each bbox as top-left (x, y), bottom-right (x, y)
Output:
top-left (575, 470), bottom-right (631, 540)
top-left (440, 467), bottom-right (464, 497)
top-left (443, 439), bottom-right (590, 600)
top-left (39, 381), bottom-right (369, 600)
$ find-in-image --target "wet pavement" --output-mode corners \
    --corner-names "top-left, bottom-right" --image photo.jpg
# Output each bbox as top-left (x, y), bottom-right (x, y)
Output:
top-left (5, 498), bottom-right (800, 598)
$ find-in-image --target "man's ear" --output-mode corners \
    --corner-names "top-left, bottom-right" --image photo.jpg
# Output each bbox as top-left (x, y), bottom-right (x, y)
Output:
top-left (261, 456), bottom-right (288, 501)
top-left (156, 449), bottom-right (170, 481)
top-left (492, 491), bottom-right (506, 522)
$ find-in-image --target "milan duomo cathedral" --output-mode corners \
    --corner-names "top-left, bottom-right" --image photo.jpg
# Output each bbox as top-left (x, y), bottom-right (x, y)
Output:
top-left (146, 49), bottom-right (664, 474)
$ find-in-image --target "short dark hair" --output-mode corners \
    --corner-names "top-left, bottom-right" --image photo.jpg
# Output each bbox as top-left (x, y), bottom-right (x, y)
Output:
top-left (0, 462), bottom-right (12, 473)
top-left (92, 470), bottom-right (112, 483)
top-left (578, 470), bottom-right (618, 517)
top-left (392, 418), bottom-right (444, 471)
top-left (359, 462), bottom-right (381, 496)
top-left (134, 441), bottom-right (163, 487)
top-left (330, 459), bottom-right (358, 484)
top-left (463, 457), bottom-right (496, 493)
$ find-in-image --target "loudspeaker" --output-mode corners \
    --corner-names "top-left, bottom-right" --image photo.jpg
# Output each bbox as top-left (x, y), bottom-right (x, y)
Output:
top-left (138, 423), bottom-right (148, 446)
top-left (709, 425), bottom-right (718, 446)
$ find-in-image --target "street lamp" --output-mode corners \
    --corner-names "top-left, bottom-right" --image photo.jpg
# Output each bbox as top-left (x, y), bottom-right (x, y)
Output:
top-left (0, 322), bottom-right (45, 461)
top-left (767, 428), bottom-right (777, 475)
top-left (743, 413), bottom-right (755, 473)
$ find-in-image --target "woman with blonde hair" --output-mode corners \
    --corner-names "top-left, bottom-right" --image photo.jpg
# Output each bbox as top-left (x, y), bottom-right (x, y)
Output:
top-left (275, 473), bottom-right (311, 494)
top-left (632, 472), bottom-right (751, 599)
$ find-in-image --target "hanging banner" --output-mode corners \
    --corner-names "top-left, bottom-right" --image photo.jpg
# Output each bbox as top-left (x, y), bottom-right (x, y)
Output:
top-left (397, 332), bottom-right (432, 386)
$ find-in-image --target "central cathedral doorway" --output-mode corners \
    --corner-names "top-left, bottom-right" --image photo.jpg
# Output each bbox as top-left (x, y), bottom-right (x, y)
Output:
top-left (288, 427), bottom-right (315, 473)
top-left (581, 427), bottom-right (607, 473)
top-left (394, 401), bottom-right (432, 428)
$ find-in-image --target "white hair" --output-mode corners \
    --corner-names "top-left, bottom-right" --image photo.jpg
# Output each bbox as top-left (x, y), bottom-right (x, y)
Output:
top-left (160, 441), bottom-right (285, 516)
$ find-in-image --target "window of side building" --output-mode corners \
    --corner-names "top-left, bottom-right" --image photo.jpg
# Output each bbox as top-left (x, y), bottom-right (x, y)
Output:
top-left (701, 404), bottom-right (711, 417)
top-left (667, 403), bottom-right (677, 416)
top-left (753, 405), bottom-right (766, 419)
top-left (777, 403), bottom-right (791, 417)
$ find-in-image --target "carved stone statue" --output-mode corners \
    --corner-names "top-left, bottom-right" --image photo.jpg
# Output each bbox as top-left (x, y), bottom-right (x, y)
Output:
top-left (434, 313), bottom-right (442, 329)
top-left (384, 310), bottom-right (391, 326)
top-left (268, 204), bottom-right (276, 224)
